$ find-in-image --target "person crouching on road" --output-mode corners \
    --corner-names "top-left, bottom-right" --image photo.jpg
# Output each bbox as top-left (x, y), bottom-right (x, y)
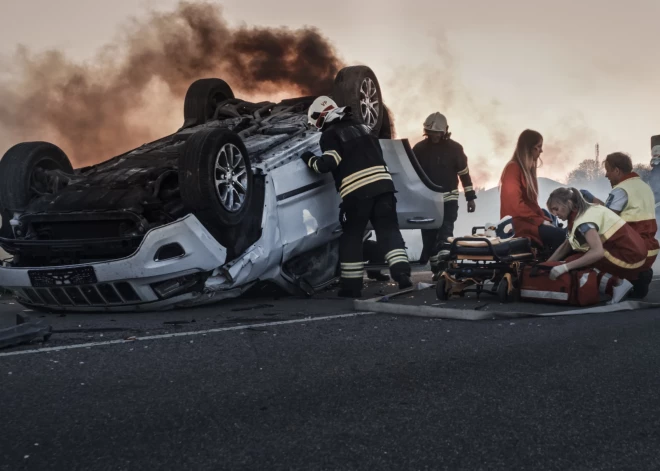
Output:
top-left (499, 129), bottom-right (566, 255)
top-left (300, 96), bottom-right (412, 298)
top-left (579, 152), bottom-right (658, 298)
top-left (412, 112), bottom-right (477, 278)
top-left (545, 187), bottom-right (647, 304)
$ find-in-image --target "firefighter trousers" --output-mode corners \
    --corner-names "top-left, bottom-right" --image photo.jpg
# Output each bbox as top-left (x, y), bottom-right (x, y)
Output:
top-left (339, 192), bottom-right (411, 291)
top-left (424, 201), bottom-right (458, 274)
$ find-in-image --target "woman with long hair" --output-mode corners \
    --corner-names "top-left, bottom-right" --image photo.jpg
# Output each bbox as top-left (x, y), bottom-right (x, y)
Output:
top-left (499, 130), bottom-right (566, 251)
top-left (545, 187), bottom-right (647, 303)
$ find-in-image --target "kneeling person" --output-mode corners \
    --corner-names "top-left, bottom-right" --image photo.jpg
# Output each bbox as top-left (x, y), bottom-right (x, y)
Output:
top-left (581, 152), bottom-right (658, 298)
top-left (546, 187), bottom-right (647, 304)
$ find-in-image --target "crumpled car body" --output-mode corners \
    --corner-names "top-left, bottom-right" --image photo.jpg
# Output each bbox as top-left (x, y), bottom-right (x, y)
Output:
top-left (0, 67), bottom-right (445, 312)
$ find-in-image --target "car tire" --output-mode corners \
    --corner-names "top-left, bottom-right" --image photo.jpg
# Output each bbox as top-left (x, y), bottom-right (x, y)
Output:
top-left (182, 78), bottom-right (235, 128)
top-left (0, 141), bottom-right (73, 212)
top-left (378, 104), bottom-right (395, 139)
top-left (332, 65), bottom-right (383, 136)
top-left (179, 128), bottom-right (253, 238)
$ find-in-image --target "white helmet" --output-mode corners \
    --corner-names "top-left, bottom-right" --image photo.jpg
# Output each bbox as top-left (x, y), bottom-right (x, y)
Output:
top-left (307, 96), bottom-right (338, 129)
top-left (423, 112), bottom-right (448, 133)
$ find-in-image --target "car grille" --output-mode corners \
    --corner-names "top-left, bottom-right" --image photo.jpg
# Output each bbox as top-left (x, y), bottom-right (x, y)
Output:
top-left (19, 282), bottom-right (142, 307)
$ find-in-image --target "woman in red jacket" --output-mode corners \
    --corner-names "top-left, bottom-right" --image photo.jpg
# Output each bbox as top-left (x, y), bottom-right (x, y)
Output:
top-left (499, 129), bottom-right (566, 251)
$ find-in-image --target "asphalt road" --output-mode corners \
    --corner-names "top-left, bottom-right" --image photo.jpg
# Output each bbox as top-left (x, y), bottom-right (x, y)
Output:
top-left (2, 274), bottom-right (660, 470)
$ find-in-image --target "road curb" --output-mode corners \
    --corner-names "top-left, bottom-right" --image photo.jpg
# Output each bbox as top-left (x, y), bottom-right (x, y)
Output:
top-left (354, 288), bottom-right (660, 321)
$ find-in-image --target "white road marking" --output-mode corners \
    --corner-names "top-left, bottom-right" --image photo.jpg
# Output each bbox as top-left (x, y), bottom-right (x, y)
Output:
top-left (0, 311), bottom-right (376, 358)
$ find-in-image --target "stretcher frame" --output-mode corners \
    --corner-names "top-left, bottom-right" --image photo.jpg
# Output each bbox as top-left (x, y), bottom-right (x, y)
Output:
top-left (436, 227), bottom-right (536, 303)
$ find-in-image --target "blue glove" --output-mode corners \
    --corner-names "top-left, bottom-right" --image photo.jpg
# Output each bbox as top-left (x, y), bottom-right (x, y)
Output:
top-left (580, 189), bottom-right (595, 203)
top-left (301, 151), bottom-right (315, 165)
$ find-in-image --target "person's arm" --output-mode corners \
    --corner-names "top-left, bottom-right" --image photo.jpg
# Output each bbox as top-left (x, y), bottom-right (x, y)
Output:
top-left (547, 240), bottom-right (572, 262)
top-left (456, 148), bottom-right (476, 201)
top-left (500, 165), bottom-right (549, 222)
top-left (604, 188), bottom-right (627, 216)
top-left (564, 228), bottom-right (604, 270)
top-left (580, 189), bottom-right (605, 206)
top-left (302, 132), bottom-right (342, 173)
top-left (549, 227), bottom-right (603, 279)
top-left (456, 147), bottom-right (476, 212)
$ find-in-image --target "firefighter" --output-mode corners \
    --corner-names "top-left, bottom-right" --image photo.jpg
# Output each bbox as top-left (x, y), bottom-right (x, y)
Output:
top-left (301, 96), bottom-right (412, 298)
top-left (546, 187), bottom-right (647, 304)
top-left (580, 152), bottom-right (659, 298)
top-left (412, 112), bottom-right (476, 278)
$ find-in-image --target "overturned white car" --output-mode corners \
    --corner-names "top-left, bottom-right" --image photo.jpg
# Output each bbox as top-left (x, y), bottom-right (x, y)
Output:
top-left (0, 65), bottom-right (445, 311)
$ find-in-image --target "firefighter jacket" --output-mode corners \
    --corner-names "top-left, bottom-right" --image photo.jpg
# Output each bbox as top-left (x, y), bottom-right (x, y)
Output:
top-left (305, 117), bottom-right (395, 200)
top-left (568, 205), bottom-right (647, 277)
top-left (412, 136), bottom-right (477, 203)
top-left (611, 173), bottom-right (660, 263)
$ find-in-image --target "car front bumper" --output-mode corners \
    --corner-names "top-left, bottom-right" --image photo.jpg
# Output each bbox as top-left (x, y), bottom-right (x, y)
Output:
top-left (0, 215), bottom-right (228, 312)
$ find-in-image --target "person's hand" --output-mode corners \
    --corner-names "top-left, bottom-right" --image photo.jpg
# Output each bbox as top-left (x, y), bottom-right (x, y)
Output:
top-left (301, 151), bottom-right (315, 165)
top-left (580, 189), bottom-right (595, 203)
top-left (549, 263), bottom-right (569, 280)
top-left (467, 200), bottom-right (476, 213)
top-left (543, 220), bottom-right (553, 226)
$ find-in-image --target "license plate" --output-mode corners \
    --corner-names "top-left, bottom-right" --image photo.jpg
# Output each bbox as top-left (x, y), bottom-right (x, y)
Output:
top-left (28, 266), bottom-right (98, 288)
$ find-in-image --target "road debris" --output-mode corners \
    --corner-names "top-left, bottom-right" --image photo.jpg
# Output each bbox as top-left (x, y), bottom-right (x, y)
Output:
top-left (0, 314), bottom-right (52, 350)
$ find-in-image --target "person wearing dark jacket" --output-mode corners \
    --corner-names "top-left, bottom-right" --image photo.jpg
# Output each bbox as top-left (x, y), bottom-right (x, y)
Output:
top-left (301, 96), bottom-right (412, 298)
top-left (412, 112), bottom-right (477, 277)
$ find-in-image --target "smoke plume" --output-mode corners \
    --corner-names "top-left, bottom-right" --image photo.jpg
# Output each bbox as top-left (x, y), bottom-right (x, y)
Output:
top-left (0, 2), bottom-right (344, 166)
top-left (383, 36), bottom-right (514, 188)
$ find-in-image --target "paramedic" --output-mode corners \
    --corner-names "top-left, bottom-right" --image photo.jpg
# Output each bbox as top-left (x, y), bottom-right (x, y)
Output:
top-left (301, 96), bottom-right (412, 298)
top-left (580, 152), bottom-right (658, 298)
top-left (499, 129), bottom-right (566, 253)
top-left (546, 187), bottom-right (647, 304)
top-left (412, 112), bottom-right (477, 276)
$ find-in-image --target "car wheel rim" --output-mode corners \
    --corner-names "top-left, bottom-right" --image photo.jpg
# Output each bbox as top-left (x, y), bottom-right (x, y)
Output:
top-left (359, 77), bottom-right (379, 129)
top-left (29, 157), bottom-right (63, 197)
top-left (214, 143), bottom-right (248, 212)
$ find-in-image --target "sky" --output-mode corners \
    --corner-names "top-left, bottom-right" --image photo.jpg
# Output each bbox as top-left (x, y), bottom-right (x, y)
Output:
top-left (1, 0), bottom-right (658, 188)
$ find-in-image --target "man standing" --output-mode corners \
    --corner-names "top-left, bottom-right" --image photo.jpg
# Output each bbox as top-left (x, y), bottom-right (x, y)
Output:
top-left (581, 152), bottom-right (658, 298)
top-left (412, 112), bottom-right (477, 277)
top-left (301, 96), bottom-right (412, 298)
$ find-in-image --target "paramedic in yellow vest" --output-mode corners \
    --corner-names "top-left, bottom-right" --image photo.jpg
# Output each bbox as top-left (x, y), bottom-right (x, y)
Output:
top-left (546, 187), bottom-right (647, 304)
top-left (580, 152), bottom-right (658, 298)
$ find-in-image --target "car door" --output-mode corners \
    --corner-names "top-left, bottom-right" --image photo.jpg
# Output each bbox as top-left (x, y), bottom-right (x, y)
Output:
top-left (267, 135), bottom-right (341, 263)
top-left (376, 139), bottom-right (445, 230)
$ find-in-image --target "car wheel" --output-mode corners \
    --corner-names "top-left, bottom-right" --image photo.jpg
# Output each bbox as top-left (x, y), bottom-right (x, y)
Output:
top-left (0, 141), bottom-right (73, 212)
top-left (378, 104), bottom-right (395, 139)
top-left (182, 78), bottom-right (235, 128)
top-left (179, 128), bottom-right (253, 236)
top-left (332, 65), bottom-right (383, 136)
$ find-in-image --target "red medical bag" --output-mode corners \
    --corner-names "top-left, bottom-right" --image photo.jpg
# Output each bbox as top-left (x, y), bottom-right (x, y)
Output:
top-left (519, 262), bottom-right (601, 306)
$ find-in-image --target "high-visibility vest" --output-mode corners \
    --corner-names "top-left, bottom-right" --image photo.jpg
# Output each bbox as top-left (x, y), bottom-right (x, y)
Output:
top-left (613, 175), bottom-right (659, 259)
top-left (569, 205), bottom-right (646, 270)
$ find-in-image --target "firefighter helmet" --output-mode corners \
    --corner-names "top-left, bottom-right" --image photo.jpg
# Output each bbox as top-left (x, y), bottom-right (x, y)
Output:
top-left (423, 112), bottom-right (448, 133)
top-left (307, 96), bottom-right (338, 129)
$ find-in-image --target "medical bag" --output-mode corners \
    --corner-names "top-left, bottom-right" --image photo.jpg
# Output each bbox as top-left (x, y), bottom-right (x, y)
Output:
top-left (519, 262), bottom-right (601, 306)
